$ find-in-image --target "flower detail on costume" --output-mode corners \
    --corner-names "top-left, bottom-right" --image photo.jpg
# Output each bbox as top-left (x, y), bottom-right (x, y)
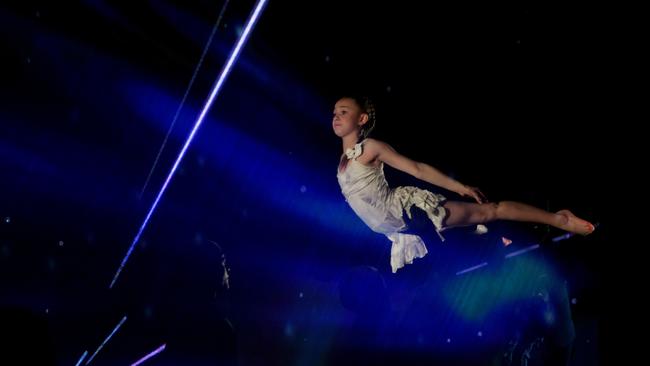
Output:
top-left (345, 142), bottom-right (363, 160)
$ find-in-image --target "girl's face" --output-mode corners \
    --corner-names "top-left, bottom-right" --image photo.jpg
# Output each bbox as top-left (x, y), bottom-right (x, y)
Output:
top-left (332, 98), bottom-right (368, 138)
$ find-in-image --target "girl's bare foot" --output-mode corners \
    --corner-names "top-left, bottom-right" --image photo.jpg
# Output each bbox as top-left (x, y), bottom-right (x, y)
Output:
top-left (556, 210), bottom-right (595, 235)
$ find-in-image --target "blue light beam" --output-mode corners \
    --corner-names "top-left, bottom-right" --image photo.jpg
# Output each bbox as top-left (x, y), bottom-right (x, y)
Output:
top-left (131, 343), bottom-right (167, 366)
top-left (74, 350), bottom-right (88, 366)
top-left (85, 316), bottom-right (127, 365)
top-left (109, 0), bottom-right (269, 288)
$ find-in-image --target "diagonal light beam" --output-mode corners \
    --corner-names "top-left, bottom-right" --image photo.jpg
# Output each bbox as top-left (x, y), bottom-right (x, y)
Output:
top-left (110, 0), bottom-right (269, 288)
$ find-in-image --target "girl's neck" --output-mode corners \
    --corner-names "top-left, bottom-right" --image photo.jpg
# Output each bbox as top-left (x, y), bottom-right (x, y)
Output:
top-left (342, 134), bottom-right (362, 154)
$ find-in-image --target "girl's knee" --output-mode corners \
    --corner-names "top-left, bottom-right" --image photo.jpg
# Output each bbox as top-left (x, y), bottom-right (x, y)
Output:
top-left (483, 202), bottom-right (499, 222)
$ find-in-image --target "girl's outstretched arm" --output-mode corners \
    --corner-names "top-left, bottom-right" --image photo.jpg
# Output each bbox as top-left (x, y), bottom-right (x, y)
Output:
top-left (365, 138), bottom-right (486, 203)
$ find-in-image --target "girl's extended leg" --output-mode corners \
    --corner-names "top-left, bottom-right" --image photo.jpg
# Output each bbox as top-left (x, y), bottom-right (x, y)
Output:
top-left (441, 201), bottom-right (595, 235)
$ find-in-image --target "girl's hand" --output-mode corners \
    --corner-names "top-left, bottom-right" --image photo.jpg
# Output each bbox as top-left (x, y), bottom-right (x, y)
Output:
top-left (458, 185), bottom-right (487, 204)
